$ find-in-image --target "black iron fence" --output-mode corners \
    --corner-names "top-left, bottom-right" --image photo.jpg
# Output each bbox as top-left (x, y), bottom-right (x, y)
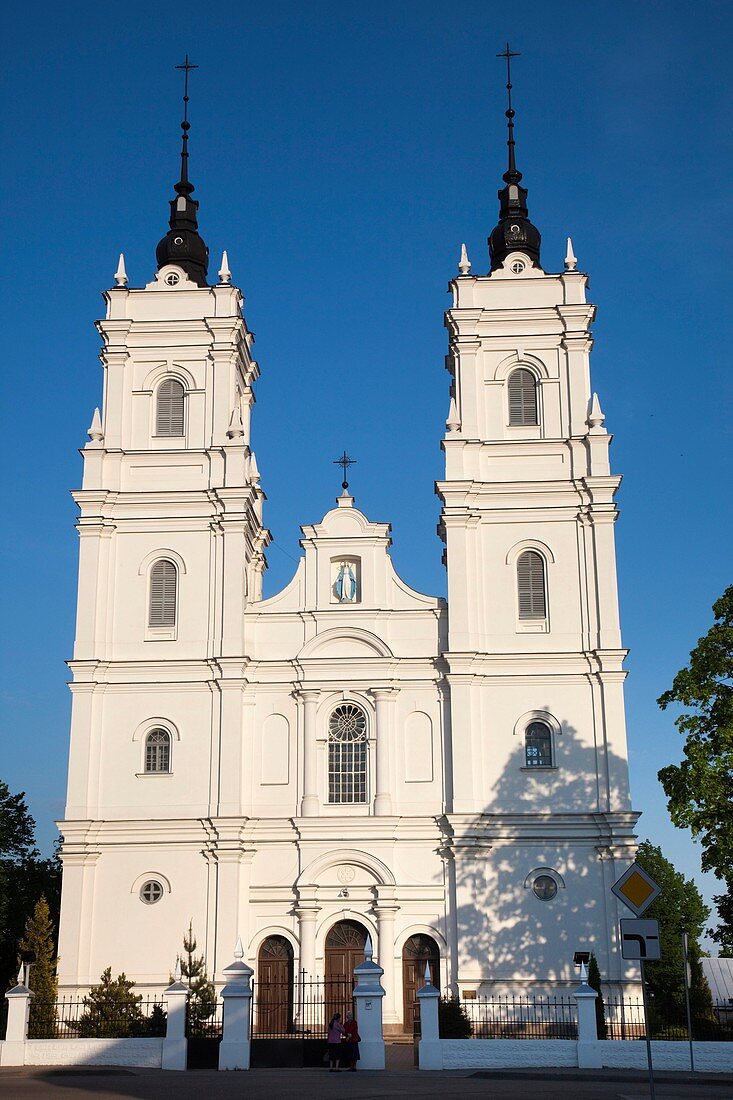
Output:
top-left (251, 975), bottom-right (354, 1040)
top-left (452, 995), bottom-right (578, 1040)
top-left (32, 996), bottom-right (166, 1039)
top-left (605, 997), bottom-right (733, 1042)
top-left (185, 996), bottom-right (223, 1039)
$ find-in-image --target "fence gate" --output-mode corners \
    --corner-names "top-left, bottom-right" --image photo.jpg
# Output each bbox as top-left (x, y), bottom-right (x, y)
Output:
top-left (251, 973), bottom-right (354, 1068)
top-left (185, 996), bottom-right (222, 1069)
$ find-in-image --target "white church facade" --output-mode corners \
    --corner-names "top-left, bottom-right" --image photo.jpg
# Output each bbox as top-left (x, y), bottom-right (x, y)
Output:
top-left (57, 73), bottom-right (640, 1028)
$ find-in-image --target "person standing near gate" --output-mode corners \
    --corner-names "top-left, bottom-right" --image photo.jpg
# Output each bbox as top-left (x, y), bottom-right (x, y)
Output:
top-left (343, 1010), bottom-right (360, 1071)
top-left (326, 1012), bottom-right (346, 1071)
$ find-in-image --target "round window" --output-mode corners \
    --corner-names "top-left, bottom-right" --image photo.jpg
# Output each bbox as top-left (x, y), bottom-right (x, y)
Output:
top-left (140, 880), bottom-right (164, 905)
top-left (328, 703), bottom-right (367, 742)
top-left (532, 875), bottom-right (558, 901)
top-left (511, 260), bottom-right (525, 274)
top-left (164, 271), bottom-right (180, 286)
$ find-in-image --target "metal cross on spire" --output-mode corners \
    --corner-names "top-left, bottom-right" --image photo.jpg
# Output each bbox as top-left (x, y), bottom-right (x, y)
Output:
top-left (174, 54), bottom-right (198, 188)
top-left (496, 43), bottom-right (521, 180)
top-left (334, 451), bottom-right (356, 491)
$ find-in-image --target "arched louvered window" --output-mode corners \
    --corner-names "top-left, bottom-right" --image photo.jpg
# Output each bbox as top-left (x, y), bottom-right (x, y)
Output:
top-left (145, 728), bottom-right (171, 773)
top-left (525, 722), bottom-right (553, 767)
top-left (508, 368), bottom-right (538, 426)
top-left (149, 559), bottom-right (178, 627)
top-left (328, 704), bottom-right (368, 804)
top-left (155, 379), bottom-right (185, 436)
top-left (517, 550), bottom-right (547, 620)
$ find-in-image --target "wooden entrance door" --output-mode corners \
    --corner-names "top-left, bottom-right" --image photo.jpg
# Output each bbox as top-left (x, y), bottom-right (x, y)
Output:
top-left (257, 935), bottom-right (294, 1035)
top-left (402, 934), bottom-right (440, 1032)
top-left (324, 920), bottom-right (366, 1023)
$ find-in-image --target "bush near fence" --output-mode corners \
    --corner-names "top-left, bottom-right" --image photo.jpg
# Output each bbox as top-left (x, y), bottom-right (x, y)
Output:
top-left (443, 996), bottom-right (578, 1040)
top-left (605, 998), bottom-right (731, 1042)
top-left (32, 997), bottom-right (166, 1040)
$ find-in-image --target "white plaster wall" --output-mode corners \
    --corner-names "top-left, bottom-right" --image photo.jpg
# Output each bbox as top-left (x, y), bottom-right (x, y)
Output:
top-left (599, 1041), bottom-right (733, 1072)
top-left (21, 1038), bottom-right (163, 1067)
top-left (441, 1038), bottom-right (578, 1068)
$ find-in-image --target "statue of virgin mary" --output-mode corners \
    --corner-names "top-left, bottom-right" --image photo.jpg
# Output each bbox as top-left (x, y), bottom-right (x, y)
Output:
top-left (334, 561), bottom-right (357, 602)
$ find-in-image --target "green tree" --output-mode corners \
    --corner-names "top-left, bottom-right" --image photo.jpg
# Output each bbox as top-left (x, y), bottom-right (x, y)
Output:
top-left (438, 996), bottom-right (472, 1038)
top-left (19, 896), bottom-right (58, 1038)
top-left (635, 841), bottom-right (716, 1034)
top-left (76, 968), bottom-right (145, 1038)
top-left (0, 782), bottom-right (61, 994)
top-left (175, 922), bottom-right (216, 1034)
top-left (587, 953), bottom-right (608, 1040)
top-left (657, 585), bottom-right (733, 948)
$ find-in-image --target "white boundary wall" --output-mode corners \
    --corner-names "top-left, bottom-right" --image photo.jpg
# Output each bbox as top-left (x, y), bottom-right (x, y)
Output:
top-left (435, 1039), bottom-right (733, 1073)
top-left (2, 1038), bottom-right (163, 1068)
top-left (441, 1039), bottom-right (577, 1069)
top-left (599, 1040), bottom-right (733, 1073)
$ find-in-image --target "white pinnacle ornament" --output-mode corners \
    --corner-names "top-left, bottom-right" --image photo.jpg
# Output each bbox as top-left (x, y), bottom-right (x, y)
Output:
top-left (114, 253), bottom-right (128, 287)
top-left (218, 250), bottom-right (232, 284)
top-left (564, 237), bottom-right (578, 272)
top-left (446, 396), bottom-right (460, 433)
top-left (226, 406), bottom-right (245, 439)
top-left (458, 243), bottom-right (471, 275)
top-left (588, 392), bottom-right (606, 430)
top-left (87, 407), bottom-right (104, 443)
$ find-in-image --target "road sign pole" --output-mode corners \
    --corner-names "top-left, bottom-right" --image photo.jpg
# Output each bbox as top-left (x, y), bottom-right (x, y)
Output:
top-left (640, 959), bottom-right (655, 1100)
top-left (682, 931), bottom-right (695, 1072)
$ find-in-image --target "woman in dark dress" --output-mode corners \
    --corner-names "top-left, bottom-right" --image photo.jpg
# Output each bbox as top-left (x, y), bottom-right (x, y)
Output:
top-left (342, 1010), bottom-right (361, 1071)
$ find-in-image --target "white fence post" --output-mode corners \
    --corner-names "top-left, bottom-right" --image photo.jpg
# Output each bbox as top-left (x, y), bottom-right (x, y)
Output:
top-left (162, 963), bottom-right (189, 1071)
top-left (352, 935), bottom-right (385, 1070)
top-left (219, 939), bottom-right (254, 1071)
top-left (416, 963), bottom-right (443, 1071)
top-left (1, 969), bottom-right (33, 1066)
top-left (573, 964), bottom-right (601, 1069)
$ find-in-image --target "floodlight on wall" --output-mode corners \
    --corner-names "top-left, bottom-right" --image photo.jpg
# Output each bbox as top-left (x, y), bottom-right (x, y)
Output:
top-left (573, 951), bottom-right (590, 967)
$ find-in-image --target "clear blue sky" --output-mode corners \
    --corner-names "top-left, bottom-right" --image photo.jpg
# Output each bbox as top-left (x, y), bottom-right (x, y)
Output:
top-left (2, 2), bottom-right (731, 946)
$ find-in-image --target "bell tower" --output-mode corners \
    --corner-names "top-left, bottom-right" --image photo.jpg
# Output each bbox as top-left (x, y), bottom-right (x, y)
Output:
top-left (58, 73), bottom-right (269, 990)
top-left (437, 49), bottom-right (638, 987)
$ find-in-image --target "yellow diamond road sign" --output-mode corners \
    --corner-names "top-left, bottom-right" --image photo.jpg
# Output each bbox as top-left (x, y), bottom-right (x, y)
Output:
top-left (611, 863), bottom-right (661, 917)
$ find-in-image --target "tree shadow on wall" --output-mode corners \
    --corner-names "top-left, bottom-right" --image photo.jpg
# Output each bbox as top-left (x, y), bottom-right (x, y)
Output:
top-left (445, 707), bottom-right (639, 992)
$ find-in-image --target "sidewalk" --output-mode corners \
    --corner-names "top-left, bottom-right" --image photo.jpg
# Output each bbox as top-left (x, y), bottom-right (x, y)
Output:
top-left (1, 1066), bottom-right (732, 1100)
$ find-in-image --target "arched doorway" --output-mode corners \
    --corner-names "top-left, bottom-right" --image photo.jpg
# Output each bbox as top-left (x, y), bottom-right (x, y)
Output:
top-left (402, 934), bottom-right (440, 1031)
top-left (324, 919), bottom-right (368, 1023)
top-left (257, 935), bottom-right (294, 1035)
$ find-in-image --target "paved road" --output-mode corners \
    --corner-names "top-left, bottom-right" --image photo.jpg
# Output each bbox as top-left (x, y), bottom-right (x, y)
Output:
top-left (1, 1068), bottom-right (732, 1100)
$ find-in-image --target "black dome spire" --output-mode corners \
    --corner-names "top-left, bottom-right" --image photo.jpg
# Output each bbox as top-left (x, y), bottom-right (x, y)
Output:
top-left (488, 45), bottom-right (541, 272)
top-left (156, 56), bottom-right (209, 286)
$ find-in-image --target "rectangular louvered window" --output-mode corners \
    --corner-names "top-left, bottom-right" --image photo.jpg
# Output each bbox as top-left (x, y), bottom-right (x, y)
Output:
top-left (149, 560), bottom-right (177, 626)
top-left (508, 368), bottom-right (538, 426)
top-left (517, 550), bottom-right (546, 619)
top-left (155, 379), bottom-right (185, 436)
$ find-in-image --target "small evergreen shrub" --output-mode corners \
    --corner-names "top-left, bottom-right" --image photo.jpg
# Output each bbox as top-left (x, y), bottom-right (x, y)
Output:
top-left (438, 995), bottom-right (472, 1038)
